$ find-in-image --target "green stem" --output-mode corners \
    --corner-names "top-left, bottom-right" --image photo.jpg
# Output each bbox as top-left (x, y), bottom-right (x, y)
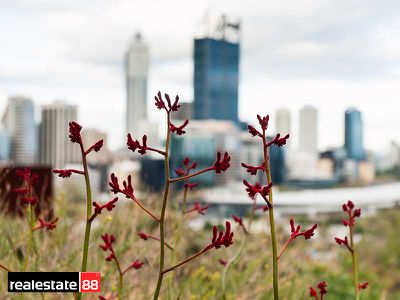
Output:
top-left (117, 273), bottom-right (123, 300)
top-left (153, 113), bottom-right (171, 300)
top-left (350, 226), bottom-right (360, 300)
top-left (263, 135), bottom-right (279, 300)
top-left (77, 144), bottom-right (92, 300)
top-left (22, 204), bottom-right (34, 272)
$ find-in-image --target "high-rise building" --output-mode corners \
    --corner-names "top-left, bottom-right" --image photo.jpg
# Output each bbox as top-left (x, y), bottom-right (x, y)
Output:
top-left (193, 17), bottom-right (240, 123)
top-left (125, 32), bottom-right (149, 137)
top-left (344, 107), bottom-right (365, 161)
top-left (299, 105), bottom-right (318, 154)
top-left (275, 108), bottom-right (291, 148)
top-left (1, 96), bottom-right (37, 164)
top-left (39, 101), bottom-right (79, 167)
top-left (0, 129), bottom-right (10, 162)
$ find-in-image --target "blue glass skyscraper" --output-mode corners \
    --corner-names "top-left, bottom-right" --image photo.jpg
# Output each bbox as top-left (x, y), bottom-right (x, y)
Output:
top-left (345, 108), bottom-right (365, 161)
top-left (193, 37), bottom-right (239, 123)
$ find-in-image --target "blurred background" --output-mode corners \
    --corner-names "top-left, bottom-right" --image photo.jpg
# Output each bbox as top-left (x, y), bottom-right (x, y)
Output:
top-left (0, 1), bottom-right (400, 298)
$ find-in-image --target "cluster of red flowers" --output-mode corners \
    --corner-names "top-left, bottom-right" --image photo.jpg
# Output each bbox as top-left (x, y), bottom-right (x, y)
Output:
top-left (185, 201), bottom-right (209, 215)
top-left (309, 281), bottom-right (327, 300)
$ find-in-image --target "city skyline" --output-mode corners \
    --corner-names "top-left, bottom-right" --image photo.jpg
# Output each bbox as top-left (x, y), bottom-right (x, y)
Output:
top-left (1, 1), bottom-right (399, 152)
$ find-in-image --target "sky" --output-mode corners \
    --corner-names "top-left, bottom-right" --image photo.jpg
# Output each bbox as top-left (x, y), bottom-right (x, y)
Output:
top-left (0, 0), bottom-right (399, 152)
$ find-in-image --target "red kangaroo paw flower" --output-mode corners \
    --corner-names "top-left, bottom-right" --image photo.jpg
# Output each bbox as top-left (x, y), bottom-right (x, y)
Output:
top-left (218, 259), bottom-right (227, 266)
top-left (247, 125), bottom-right (262, 137)
top-left (36, 217), bottom-right (59, 231)
top-left (184, 182), bottom-right (198, 190)
top-left (127, 134), bottom-right (148, 155)
top-left (21, 197), bottom-right (37, 205)
top-left (273, 133), bottom-right (290, 147)
top-left (169, 119), bottom-right (189, 135)
top-left (129, 259), bottom-right (144, 270)
top-left (290, 219), bottom-right (318, 240)
top-left (109, 173), bottom-right (120, 194)
top-left (211, 221), bottom-right (234, 249)
top-left (68, 121), bottom-right (82, 144)
top-left (242, 180), bottom-right (273, 202)
top-left (86, 139), bottom-right (103, 154)
top-left (257, 114), bottom-right (269, 131)
top-left (92, 197), bottom-right (119, 215)
top-left (241, 162), bottom-right (265, 175)
top-left (13, 187), bottom-right (29, 195)
top-left (154, 91), bottom-right (180, 112)
top-left (212, 151), bottom-right (231, 173)
top-left (358, 282), bottom-right (368, 290)
top-left (185, 201), bottom-right (209, 215)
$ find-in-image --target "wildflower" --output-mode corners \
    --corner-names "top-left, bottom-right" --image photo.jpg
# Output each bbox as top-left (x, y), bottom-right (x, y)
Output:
top-left (272, 133), bottom-right (290, 147)
top-left (183, 157), bottom-right (197, 170)
top-left (99, 234), bottom-right (116, 262)
top-left (169, 119), bottom-right (189, 135)
top-left (122, 175), bottom-right (134, 196)
top-left (218, 259), bottom-right (227, 266)
top-left (309, 281), bottom-right (328, 300)
top-left (211, 221), bottom-right (234, 249)
top-left (92, 198), bottom-right (119, 215)
top-left (154, 92), bottom-right (180, 112)
top-left (185, 202), bottom-right (209, 215)
top-left (241, 162), bottom-right (265, 175)
top-left (16, 167), bottom-right (39, 184)
top-left (138, 232), bottom-right (150, 240)
top-left (127, 134), bottom-right (148, 155)
top-left (290, 219), bottom-right (318, 240)
top-left (85, 139), bottom-right (104, 154)
top-left (359, 282), bottom-right (368, 290)
top-left (68, 121), bottom-right (82, 144)
top-left (35, 218), bottom-right (59, 231)
top-left (212, 151), bottom-right (231, 173)
top-left (175, 167), bottom-right (186, 177)
top-left (232, 215), bottom-right (248, 235)
top-left (342, 200), bottom-right (361, 227)
top-left (109, 173), bottom-right (120, 194)
top-left (137, 232), bottom-right (173, 250)
top-left (242, 180), bottom-right (273, 203)
top-left (247, 125), bottom-right (262, 137)
top-left (128, 259), bottom-right (144, 270)
top-left (53, 169), bottom-right (72, 178)
top-left (257, 114), bottom-right (269, 130)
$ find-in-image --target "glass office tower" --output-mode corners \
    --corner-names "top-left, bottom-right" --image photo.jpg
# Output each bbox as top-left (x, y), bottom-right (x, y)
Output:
top-left (193, 38), bottom-right (239, 123)
top-left (345, 107), bottom-right (366, 161)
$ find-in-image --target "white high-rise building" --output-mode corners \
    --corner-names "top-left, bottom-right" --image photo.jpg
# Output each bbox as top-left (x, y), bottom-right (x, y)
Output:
top-left (298, 105), bottom-right (318, 154)
top-left (125, 33), bottom-right (149, 137)
top-left (39, 101), bottom-right (80, 167)
top-left (1, 96), bottom-right (37, 164)
top-left (275, 108), bottom-right (291, 148)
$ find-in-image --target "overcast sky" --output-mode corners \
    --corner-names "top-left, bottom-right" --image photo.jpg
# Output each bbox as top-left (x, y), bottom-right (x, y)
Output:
top-left (0, 0), bottom-right (399, 152)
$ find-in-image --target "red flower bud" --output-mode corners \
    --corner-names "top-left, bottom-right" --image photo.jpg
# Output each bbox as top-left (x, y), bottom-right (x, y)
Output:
top-left (309, 281), bottom-right (328, 299)
top-left (247, 125), bottom-right (262, 137)
top-left (53, 169), bottom-right (72, 178)
top-left (91, 139), bottom-right (104, 152)
top-left (289, 219), bottom-right (318, 240)
top-left (169, 119), bottom-right (189, 135)
top-left (309, 287), bottom-right (318, 298)
top-left (129, 259), bottom-right (144, 270)
top-left (232, 215), bottom-right (243, 227)
top-left (218, 259), bottom-right (227, 266)
top-left (175, 167), bottom-right (186, 177)
top-left (37, 217), bottom-right (59, 231)
top-left (257, 114), bottom-right (269, 131)
top-left (243, 180), bottom-right (273, 201)
top-left (212, 151), bottom-right (231, 173)
top-left (122, 175), bottom-right (134, 196)
top-left (186, 201), bottom-right (209, 215)
top-left (211, 221), bottom-right (234, 249)
top-left (93, 198), bottom-right (118, 215)
top-left (13, 187), bottom-right (29, 195)
top-left (241, 162), bottom-right (265, 175)
top-left (154, 92), bottom-right (180, 112)
top-left (138, 232), bottom-right (149, 240)
top-left (127, 134), bottom-right (148, 155)
top-left (68, 121), bottom-right (82, 144)
top-left (273, 133), bottom-right (290, 147)
top-left (109, 173), bottom-right (120, 194)
top-left (358, 282), bottom-right (368, 290)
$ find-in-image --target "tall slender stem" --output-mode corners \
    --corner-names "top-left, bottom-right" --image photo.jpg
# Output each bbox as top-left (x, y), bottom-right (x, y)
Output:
top-left (153, 113), bottom-right (172, 300)
top-left (350, 226), bottom-right (360, 300)
top-left (263, 134), bottom-right (279, 300)
top-left (23, 197), bottom-right (35, 272)
top-left (77, 144), bottom-right (92, 300)
top-left (162, 246), bottom-right (211, 274)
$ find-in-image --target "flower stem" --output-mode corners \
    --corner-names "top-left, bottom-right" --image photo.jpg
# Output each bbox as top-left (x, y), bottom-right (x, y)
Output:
top-left (277, 237), bottom-right (294, 261)
top-left (77, 144), bottom-right (92, 300)
top-left (263, 135), bottom-right (279, 300)
top-left (153, 113), bottom-right (172, 300)
top-left (0, 264), bottom-right (12, 272)
top-left (22, 203), bottom-right (34, 272)
top-left (162, 246), bottom-right (212, 274)
top-left (350, 226), bottom-right (360, 300)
